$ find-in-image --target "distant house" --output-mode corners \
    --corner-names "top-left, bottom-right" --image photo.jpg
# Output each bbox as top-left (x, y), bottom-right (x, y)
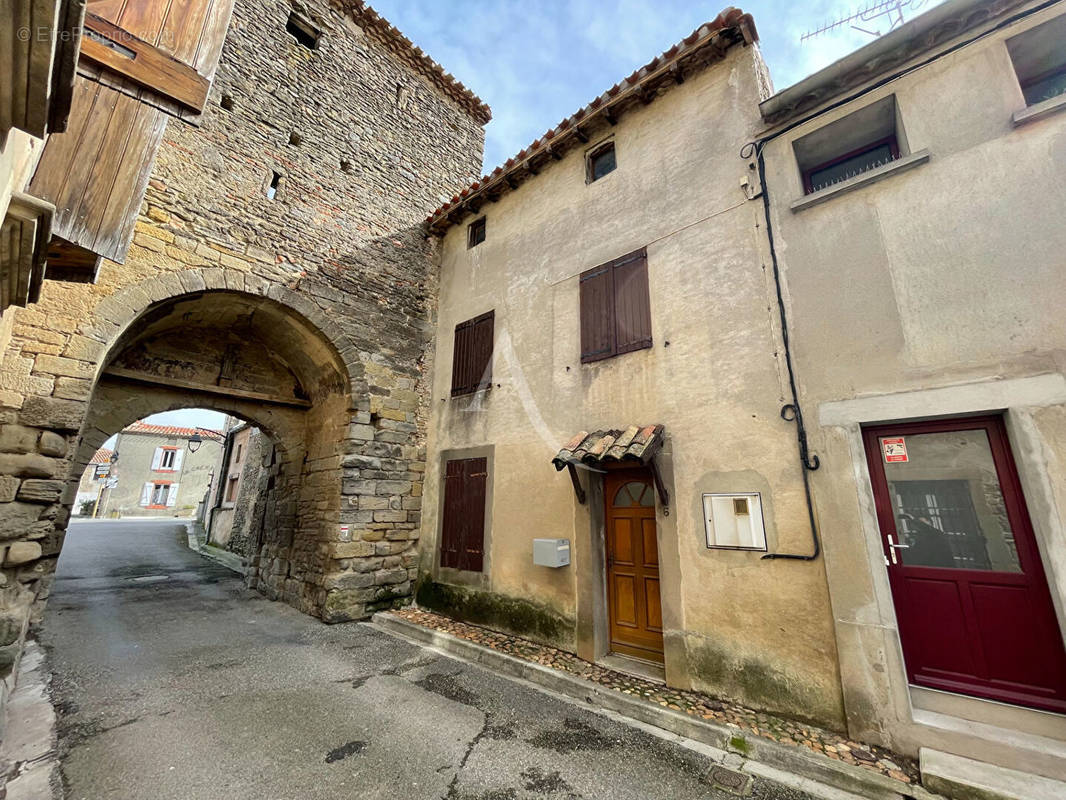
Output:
top-left (206, 423), bottom-right (273, 557)
top-left (73, 448), bottom-right (114, 516)
top-left (74, 422), bottom-right (223, 518)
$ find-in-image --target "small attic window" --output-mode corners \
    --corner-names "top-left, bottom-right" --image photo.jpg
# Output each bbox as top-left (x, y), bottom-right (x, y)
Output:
top-left (587, 141), bottom-right (616, 183)
top-left (286, 12), bottom-right (320, 49)
top-left (1006, 14), bottom-right (1066, 107)
top-left (468, 217), bottom-right (486, 249)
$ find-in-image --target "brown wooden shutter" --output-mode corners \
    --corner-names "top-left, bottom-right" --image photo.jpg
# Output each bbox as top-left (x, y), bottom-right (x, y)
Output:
top-left (613, 248), bottom-right (652, 355)
top-left (440, 459), bottom-right (465, 569)
top-left (450, 311), bottom-right (494, 396)
top-left (472, 311), bottom-right (494, 391)
top-left (440, 457), bottom-right (487, 572)
top-left (580, 265), bottom-right (614, 363)
top-left (460, 457), bottom-right (487, 572)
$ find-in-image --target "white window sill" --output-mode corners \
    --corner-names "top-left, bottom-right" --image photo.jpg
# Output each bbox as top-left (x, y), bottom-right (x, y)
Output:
top-left (790, 149), bottom-right (931, 212)
top-left (1012, 93), bottom-right (1066, 127)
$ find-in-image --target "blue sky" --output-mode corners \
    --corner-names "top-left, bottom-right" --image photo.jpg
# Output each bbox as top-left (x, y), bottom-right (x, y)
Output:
top-left (371, 0), bottom-right (943, 172)
top-left (130, 2), bottom-right (943, 436)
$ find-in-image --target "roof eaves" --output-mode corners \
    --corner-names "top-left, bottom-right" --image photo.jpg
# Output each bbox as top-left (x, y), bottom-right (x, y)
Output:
top-left (759, 0), bottom-right (1031, 127)
top-left (426, 7), bottom-right (757, 233)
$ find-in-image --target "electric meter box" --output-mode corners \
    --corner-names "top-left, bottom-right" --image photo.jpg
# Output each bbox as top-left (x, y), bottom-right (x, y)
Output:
top-left (533, 538), bottom-right (571, 568)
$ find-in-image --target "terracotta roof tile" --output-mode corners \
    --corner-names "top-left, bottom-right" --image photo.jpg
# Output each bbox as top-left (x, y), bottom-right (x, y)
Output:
top-left (89, 448), bottom-right (113, 465)
top-left (427, 7), bottom-right (756, 230)
top-left (123, 421), bottom-right (224, 441)
top-left (552, 425), bottom-right (665, 471)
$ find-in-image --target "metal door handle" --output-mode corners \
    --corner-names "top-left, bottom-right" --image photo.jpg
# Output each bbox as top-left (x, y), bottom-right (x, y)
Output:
top-left (888, 543), bottom-right (910, 549)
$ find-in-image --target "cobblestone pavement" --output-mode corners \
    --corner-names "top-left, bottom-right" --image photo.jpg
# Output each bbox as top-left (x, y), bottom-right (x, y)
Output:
top-left (394, 608), bottom-right (921, 785)
top-left (42, 520), bottom-right (827, 800)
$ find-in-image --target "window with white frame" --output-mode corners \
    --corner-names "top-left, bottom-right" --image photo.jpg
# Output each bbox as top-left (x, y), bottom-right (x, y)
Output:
top-left (141, 482), bottom-right (179, 508)
top-left (152, 446), bottom-right (183, 472)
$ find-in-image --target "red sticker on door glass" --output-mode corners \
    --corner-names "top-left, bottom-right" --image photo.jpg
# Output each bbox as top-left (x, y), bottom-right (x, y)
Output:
top-left (881, 437), bottom-right (908, 463)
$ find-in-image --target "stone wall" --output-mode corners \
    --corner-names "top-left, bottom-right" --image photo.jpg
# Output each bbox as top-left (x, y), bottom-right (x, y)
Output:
top-left (226, 428), bottom-right (267, 558)
top-left (0, 0), bottom-right (485, 718)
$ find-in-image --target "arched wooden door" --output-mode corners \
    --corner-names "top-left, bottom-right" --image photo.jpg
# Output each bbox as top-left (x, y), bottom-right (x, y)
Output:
top-left (605, 469), bottom-right (664, 662)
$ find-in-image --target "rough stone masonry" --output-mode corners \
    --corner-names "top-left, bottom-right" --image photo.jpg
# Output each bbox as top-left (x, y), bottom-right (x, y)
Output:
top-left (0, 0), bottom-right (488, 715)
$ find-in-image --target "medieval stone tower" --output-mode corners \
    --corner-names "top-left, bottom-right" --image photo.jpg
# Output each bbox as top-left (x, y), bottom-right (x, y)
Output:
top-left (0, 0), bottom-right (489, 689)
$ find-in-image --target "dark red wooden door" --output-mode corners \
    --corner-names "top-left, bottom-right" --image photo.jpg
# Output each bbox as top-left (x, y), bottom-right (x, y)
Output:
top-left (863, 416), bottom-right (1066, 712)
top-left (440, 457), bottom-right (486, 572)
top-left (605, 470), bottom-right (663, 663)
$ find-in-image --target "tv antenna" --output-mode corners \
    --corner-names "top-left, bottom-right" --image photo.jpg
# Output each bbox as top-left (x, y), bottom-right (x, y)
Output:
top-left (800, 0), bottom-right (928, 43)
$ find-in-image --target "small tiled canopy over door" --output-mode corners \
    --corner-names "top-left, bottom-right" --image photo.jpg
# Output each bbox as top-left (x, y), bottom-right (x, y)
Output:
top-left (440, 457), bottom-right (487, 572)
top-left (29, 0), bottom-right (235, 274)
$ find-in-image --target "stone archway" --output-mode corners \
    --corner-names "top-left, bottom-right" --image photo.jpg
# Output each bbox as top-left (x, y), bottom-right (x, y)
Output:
top-left (6, 267), bottom-right (426, 637)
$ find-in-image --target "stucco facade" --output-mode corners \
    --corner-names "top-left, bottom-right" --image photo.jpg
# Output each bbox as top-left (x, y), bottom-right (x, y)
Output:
top-left (418, 0), bottom-right (1066, 784)
top-left (756, 0), bottom-right (1066, 780)
top-left (421, 27), bottom-right (845, 728)
top-left (93, 425), bottom-right (223, 518)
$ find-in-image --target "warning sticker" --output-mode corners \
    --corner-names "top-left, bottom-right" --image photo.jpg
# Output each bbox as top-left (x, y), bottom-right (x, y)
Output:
top-left (881, 437), bottom-right (908, 463)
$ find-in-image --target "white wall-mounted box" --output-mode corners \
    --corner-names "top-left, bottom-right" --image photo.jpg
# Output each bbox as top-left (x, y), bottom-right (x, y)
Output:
top-left (533, 538), bottom-right (570, 568)
top-left (703, 493), bottom-right (767, 551)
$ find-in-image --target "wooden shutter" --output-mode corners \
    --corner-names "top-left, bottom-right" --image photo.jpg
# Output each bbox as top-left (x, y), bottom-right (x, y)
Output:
top-left (440, 457), bottom-right (487, 572)
top-left (28, 0), bottom-right (235, 272)
top-left (580, 249), bottom-right (651, 363)
top-left (440, 459), bottom-right (464, 568)
top-left (151, 447), bottom-right (164, 470)
top-left (450, 311), bottom-right (494, 396)
top-left (613, 248), bottom-right (652, 355)
top-left (141, 482), bottom-right (153, 506)
top-left (166, 483), bottom-right (179, 506)
top-left (580, 265), bottom-right (614, 362)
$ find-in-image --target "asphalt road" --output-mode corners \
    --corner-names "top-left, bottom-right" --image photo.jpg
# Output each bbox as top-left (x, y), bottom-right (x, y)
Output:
top-left (42, 519), bottom-right (822, 800)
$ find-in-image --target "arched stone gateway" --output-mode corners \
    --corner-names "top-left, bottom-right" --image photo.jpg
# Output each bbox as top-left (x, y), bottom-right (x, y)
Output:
top-left (0, 0), bottom-right (484, 708)
top-left (11, 272), bottom-right (426, 630)
top-left (8, 271), bottom-right (419, 626)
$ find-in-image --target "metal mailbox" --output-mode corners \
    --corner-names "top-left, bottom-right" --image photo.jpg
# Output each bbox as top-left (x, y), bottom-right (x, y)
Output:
top-left (533, 538), bottom-right (571, 568)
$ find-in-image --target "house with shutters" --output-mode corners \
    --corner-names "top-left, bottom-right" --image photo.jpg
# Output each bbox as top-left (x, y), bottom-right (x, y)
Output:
top-left (416, 9), bottom-right (851, 724)
top-left (419, 0), bottom-right (1066, 790)
top-left (85, 421), bottom-right (223, 518)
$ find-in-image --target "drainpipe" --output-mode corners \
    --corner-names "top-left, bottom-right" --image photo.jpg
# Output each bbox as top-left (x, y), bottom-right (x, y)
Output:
top-left (743, 140), bottom-right (820, 562)
top-left (742, 0), bottom-right (1061, 560)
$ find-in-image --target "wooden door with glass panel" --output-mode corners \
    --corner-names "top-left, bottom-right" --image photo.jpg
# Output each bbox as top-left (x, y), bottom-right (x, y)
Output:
top-left (605, 469), bottom-right (664, 662)
top-left (863, 416), bottom-right (1066, 712)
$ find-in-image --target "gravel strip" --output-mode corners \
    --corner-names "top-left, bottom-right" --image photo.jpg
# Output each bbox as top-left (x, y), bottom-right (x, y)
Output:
top-left (393, 607), bottom-right (920, 784)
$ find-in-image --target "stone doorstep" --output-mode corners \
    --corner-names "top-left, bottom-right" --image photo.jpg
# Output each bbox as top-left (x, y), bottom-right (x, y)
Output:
top-left (919, 748), bottom-right (1066, 800)
top-left (369, 612), bottom-right (941, 800)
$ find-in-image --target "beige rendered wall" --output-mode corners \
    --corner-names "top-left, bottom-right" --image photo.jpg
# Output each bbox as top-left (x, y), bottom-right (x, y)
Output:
top-left (423, 43), bottom-right (845, 728)
top-left (761, 3), bottom-right (1066, 752)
